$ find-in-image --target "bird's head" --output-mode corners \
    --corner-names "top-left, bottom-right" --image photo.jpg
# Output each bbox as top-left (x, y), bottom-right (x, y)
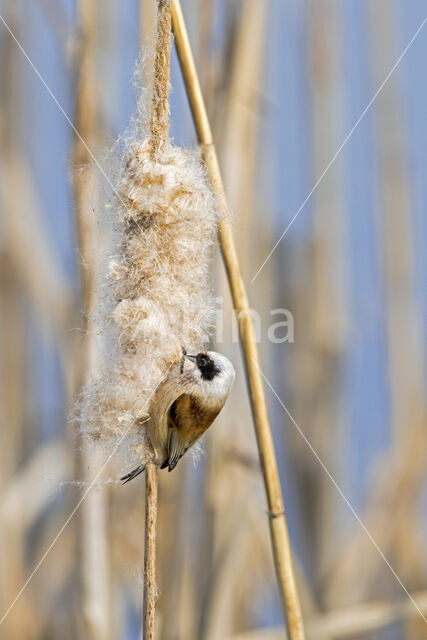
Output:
top-left (184, 351), bottom-right (235, 402)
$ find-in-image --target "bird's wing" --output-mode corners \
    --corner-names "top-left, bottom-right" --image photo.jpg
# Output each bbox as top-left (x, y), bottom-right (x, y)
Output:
top-left (165, 394), bottom-right (221, 471)
top-left (146, 373), bottom-right (190, 462)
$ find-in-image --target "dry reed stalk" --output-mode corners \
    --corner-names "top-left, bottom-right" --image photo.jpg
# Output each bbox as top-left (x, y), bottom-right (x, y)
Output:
top-left (72, 2), bottom-right (111, 638)
top-left (0, 19), bottom-right (45, 638)
top-left (221, 0), bottom-right (268, 275)
top-left (200, 479), bottom-right (253, 640)
top-left (73, 0), bottom-right (98, 324)
top-left (143, 2), bottom-right (172, 636)
top-left (139, 0), bottom-right (156, 59)
top-left (156, 468), bottom-right (189, 640)
top-left (150, 0), bottom-right (172, 159)
top-left (0, 154), bottom-right (71, 333)
top-left (138, 8), bottom-right (187, 640)
top-left (171, 3), bottom-right (305, 639)
top-left (302, 0), bottom-right (347, 597)
top-left (0, 254), bottom-right (37, 640)
top-left (139, 6), bottom-right (172, 640)
top-left (143, 462), bottom-right (159, 640)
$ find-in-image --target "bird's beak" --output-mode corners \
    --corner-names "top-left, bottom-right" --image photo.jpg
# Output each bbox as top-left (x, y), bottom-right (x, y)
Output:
top-left (185, 354), bottom-right (197, 362)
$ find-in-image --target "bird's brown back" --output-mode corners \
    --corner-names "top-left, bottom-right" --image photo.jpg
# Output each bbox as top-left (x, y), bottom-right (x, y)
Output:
top-left (169, 394), bottom-right (221, 444)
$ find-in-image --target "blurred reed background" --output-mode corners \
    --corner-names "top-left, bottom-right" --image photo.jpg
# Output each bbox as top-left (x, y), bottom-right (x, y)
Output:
top-left (0, 1), bottom-right (426, 639)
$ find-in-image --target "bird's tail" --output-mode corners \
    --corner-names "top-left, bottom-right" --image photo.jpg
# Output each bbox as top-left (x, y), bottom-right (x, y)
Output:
top-left (120, 464), bottom-right (146, 484)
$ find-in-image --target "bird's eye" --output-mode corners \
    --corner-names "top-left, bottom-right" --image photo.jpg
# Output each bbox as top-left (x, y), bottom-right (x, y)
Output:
top-left (197, 354), bottom-right (208, 368)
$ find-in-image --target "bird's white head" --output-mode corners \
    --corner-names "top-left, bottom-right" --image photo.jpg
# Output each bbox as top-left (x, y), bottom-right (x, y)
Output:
top-left (185, 351), bottom-right (235, 407)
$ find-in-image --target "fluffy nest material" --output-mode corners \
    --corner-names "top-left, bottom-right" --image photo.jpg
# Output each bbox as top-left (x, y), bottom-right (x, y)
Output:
top-left (78, 140), bottom-right (218, 461)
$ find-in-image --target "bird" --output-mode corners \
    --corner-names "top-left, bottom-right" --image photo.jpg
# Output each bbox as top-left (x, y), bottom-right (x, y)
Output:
top-left (121, 350), bottom-right (235, 483)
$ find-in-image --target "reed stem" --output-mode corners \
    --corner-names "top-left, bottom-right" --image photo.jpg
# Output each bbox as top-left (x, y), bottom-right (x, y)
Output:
top-left (143, 462), bottom-right (159, 640)
top-left (171, 2), bottom-right (305, 638)
top-left (150, 0), bottom-right (172, 158)
top-left (72, 2), bottom-right (111, 638)
top-left (142, 3), bottom-right (172, 636)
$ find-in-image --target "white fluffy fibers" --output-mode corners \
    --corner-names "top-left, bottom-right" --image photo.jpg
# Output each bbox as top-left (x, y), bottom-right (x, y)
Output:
top-left (78, 140), bottom-right (218, 462)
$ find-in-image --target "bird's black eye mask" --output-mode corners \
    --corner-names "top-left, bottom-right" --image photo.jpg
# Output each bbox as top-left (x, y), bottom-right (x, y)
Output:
top-left (182, 349), bottom-right (220, 380)
top-left (196, 353), bottom-right (220, 381)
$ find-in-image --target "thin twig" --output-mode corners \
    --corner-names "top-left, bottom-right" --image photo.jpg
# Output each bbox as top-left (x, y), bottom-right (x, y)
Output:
top-left (143, 462), bottom-right (159, 640)
top-left (171, 2), bottom-right (305, 639)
